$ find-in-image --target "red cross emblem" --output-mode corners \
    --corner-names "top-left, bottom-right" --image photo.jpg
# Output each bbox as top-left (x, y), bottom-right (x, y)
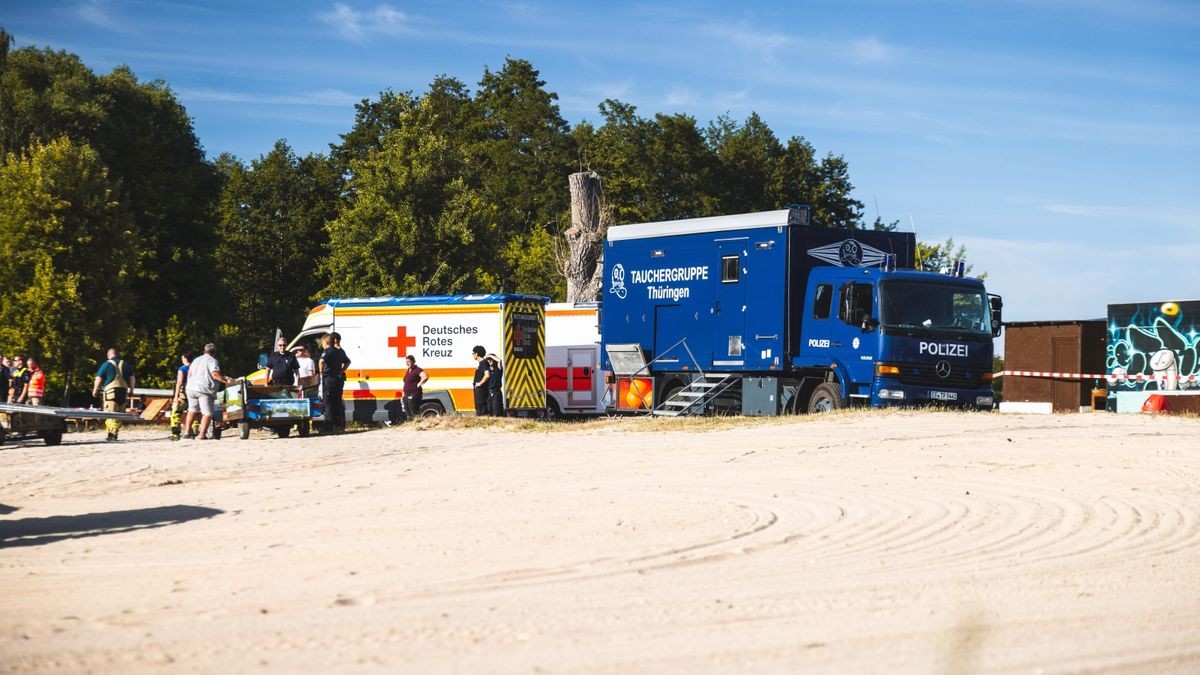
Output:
top-left (388, 325), bottom-right (416, 358)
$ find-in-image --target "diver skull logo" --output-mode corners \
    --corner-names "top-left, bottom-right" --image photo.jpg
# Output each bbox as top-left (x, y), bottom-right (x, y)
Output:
top-left (839, 240), bottom-right (862, 266)
top-left (610, 263), bottom-right (628, 300)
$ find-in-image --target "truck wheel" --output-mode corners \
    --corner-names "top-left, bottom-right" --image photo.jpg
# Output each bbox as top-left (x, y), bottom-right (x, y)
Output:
top-left (418, 401), bottom-right (445, 418)
top-left (40, 428), bottom-right (63, 446)
top-left (808, 382), bottom-right (845, 414)
top-left (298, 420), bottom-right (311, 437)
top-left (239, 421), bottom-right (250, 440)
top-left (544, 396), bottom-right (561, 419)
top-left (276, 425), bottom-right (291, 438)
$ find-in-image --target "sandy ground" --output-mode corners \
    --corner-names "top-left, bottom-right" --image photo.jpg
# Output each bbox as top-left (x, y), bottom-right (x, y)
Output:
top-left (1, 411), bottom-right (1198, 674)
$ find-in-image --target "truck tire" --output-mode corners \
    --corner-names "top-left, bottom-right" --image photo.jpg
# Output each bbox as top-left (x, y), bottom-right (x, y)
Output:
top-left (298, 420), bottom-right (311, 437)
top-left (276, 425), bottom-right (291, 438)
top-left (239, 421), bottom-right (250, 440)
top-left (543, 396), bottom-right (561, 419)
top-left (418, 401), bottom-right (445, 418)
top-left (807, 382), bottom-right (845, 414)
top-left (40, 428), bottom-right (63, 446)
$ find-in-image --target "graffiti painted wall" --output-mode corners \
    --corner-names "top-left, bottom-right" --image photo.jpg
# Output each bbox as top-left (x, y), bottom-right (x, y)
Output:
top-left (1107, 300), bottom-right (1200, 412)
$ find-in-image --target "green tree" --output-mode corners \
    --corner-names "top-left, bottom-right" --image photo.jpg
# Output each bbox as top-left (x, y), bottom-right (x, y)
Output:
top-left (322, 95), bottom-right (498, 297)
top-left (0, 137), bottom-right (136, 401)
top-left (916, 236), bottom-right (984, 278)
top-left (215, 141), bottom-right (341, 363)
top-left (0, 46), bottom-right (222, 346)
top-left (471, 59), bottom-right (574, 297)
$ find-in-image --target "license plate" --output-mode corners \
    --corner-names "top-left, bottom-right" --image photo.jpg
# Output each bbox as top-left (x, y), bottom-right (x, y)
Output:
top-left (930, 391), bottom-right (958, 401)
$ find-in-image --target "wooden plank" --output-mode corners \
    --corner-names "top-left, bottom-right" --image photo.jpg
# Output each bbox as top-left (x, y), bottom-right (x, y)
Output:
top-left (140, 397), bottom-right (171, 421)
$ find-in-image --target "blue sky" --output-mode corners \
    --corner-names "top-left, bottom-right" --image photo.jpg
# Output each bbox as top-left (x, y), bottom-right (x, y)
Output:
top-left (6, 0), bottom-right (1199, 332)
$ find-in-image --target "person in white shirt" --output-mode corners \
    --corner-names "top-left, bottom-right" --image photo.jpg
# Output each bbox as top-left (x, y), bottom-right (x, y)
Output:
top-left (293, 345), bottom-right (316, 383)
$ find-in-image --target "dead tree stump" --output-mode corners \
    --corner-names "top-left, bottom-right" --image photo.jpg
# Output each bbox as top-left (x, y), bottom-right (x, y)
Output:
top-left (564, 171), bottom-right (607, 302)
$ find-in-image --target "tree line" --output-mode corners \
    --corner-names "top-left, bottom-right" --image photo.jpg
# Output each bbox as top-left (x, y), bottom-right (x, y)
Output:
top-left (0, 29), bottom-right (958, 399)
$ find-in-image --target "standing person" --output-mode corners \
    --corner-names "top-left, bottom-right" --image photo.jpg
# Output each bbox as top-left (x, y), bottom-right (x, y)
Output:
top-left (24, 357), bottom-right (45, 405)
top-left (169, 351), bottom-right (193, 440)
top-left (485, 353), bottom-right (505, 417)
top-left (293, 345), bottom-right (316, 381)
top-left (319, 332), bottom-right (351, 432)
top-left (0, 354), bottom-right (9, 404)
top-left (91, 347), bottom-right (136, 442)
top-left (183, 343), bottom-right (234, 441)
top-left (8, 355), bottom-right (29, 403)
top-left (471, 345), bottom-right (490, 416)
top-left (266, 337), bottom-right (299, 387)
top-left (402, 355), bottom-right (428, 421)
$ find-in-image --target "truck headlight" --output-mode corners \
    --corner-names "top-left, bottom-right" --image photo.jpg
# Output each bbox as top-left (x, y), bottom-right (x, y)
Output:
top-left (878, 389), bottom-right (905, 400)
top-left (976, 395), bottom-right (993, 406)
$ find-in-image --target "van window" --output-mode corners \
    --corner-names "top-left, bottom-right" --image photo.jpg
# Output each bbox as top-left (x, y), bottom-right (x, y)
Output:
top-left (721, 255), bottom-right (739, 283)
top-left (838, 283), bottom-right (874, 325)
top-left (812, 283), bottom-right (833, 319)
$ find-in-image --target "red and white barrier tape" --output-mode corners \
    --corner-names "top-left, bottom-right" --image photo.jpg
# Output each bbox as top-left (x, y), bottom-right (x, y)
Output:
top-left (995, 370), bottom-right (1199, 382)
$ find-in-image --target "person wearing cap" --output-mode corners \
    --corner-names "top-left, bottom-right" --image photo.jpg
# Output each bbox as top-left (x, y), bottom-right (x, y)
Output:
top-left (319, 332), bottom-right (351, 432)
top-left (25, 357), bottom-right (46, 406)
top-left (485, 353), bottom-right (504, 416)
top-left (91, 347), bottom-right (136, 442)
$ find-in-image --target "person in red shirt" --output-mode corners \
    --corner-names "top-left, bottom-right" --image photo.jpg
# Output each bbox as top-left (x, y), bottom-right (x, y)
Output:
top-left (25, 357), bottom-right (46, 405)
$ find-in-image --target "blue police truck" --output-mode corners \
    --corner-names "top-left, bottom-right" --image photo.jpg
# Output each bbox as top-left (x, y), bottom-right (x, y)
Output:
top-left (599, 206), bottom-right (1002, 415)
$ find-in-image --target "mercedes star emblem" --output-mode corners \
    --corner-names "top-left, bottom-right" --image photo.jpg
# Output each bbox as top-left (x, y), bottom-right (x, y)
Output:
top-left (935, 360), bottom-right (952, 378)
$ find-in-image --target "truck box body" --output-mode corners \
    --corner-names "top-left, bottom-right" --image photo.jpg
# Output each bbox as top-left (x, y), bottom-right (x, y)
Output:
top-left (601, 208), bottom-right (998, 413)
top-left (290, 294), bottom-right (547, 421)
top-left (545, 302), bottom-right (606, 416)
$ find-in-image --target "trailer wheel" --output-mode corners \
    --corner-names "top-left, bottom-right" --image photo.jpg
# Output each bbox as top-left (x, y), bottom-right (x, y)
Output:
top-left (40, 428), bottom-right (63, 446)
top-left (276, 425), bottom-right (291, 438)
top-left (543, 396), bottom-right (561, 419)
top-left (807, 382), bottom-right (845, 414)
top-left (298, 420), bottom-right (311, 437)
top-left (239, 421), bottom-right (250, 440)
top-left (418, 401), bottom-right (445, 418)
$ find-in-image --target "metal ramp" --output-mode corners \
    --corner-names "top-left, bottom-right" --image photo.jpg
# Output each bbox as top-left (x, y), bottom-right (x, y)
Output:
top-left (651, 373), bottom-right (739, 417)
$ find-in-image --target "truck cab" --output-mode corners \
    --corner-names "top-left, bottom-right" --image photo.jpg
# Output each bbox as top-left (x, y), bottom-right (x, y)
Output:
top-left (797, 266), bottom-right (998, 409)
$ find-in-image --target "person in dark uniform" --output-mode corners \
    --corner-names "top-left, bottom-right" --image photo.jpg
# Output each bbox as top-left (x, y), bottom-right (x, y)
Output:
top-left (319, 332), bottom-right (351, 432)
top-left (0, 355), bottom-right (10, 404)
top-left (266, 337), bottom-right (300, 386)
top-left (485, 353), bottom-right (504, 416)
top-left (471, 345), bottom-right (490, 416)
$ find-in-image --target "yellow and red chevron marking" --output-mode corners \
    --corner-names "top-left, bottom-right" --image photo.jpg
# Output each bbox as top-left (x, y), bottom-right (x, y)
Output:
top-left (502, 300), bottom-right (546, 410)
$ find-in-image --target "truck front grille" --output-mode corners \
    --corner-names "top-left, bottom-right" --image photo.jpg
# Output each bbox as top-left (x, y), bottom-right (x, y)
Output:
top-left (897, 366), bottom-right (982, 390)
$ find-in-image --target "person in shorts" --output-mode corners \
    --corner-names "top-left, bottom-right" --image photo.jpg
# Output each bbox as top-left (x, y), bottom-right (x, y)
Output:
top-left (183, 343), bottom-right (234, 440)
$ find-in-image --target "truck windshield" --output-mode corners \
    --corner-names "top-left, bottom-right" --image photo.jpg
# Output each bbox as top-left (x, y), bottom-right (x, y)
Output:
top-left (880, 281), bottom-right (990, 334)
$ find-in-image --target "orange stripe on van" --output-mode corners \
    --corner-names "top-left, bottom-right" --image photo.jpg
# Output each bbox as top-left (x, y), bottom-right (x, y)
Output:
top-left (347, 367), bottom-right (477, 380)
top-left (335, 305), bottom-right (500, 317)
top-left (546, 308), bottom-right (596, 317)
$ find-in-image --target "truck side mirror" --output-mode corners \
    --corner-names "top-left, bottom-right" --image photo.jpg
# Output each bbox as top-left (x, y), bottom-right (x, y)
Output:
top-left (861, 316), bottom-right (879, 333)
top-left (989, 295), bottom-right (1003, 337)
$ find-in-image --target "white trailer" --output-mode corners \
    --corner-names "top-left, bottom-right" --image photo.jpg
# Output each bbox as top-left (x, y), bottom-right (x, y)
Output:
top-left (545, 302), bottom-right (606, 416)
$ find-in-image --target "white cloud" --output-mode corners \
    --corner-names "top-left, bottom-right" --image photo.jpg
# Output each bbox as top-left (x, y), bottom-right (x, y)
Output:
top-left (319, 3), bottom-right (413, 41)
top-left (663, 86), bottom-right (696, 108)
top-left (77, 0), bottom-right (122, 31)
top-left (699, 22), bottom-right (792, 53)
top-left (179, 88), bottom-right (362, 107)
top-left (847, 37), bottom-right (898, 64)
